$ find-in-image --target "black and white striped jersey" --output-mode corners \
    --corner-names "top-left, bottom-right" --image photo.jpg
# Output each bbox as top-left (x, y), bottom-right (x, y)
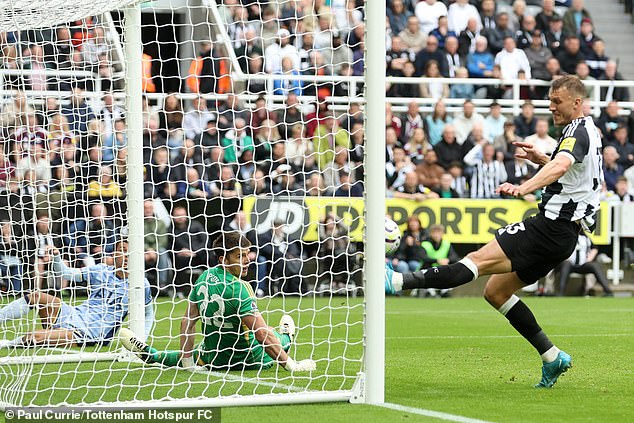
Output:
top-left (539, 116), bottom-right (604, 231)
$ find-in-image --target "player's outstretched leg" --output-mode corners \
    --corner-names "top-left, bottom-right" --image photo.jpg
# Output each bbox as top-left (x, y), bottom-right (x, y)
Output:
top-left (119, 328), bottom-right (181, 367)
top-left (385, 258), bottom-right (479, 294)
top-left (484, 273), bottom-right (572, 388)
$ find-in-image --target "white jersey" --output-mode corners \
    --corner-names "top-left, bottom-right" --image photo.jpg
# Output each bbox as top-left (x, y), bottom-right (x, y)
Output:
top-left (539, 116), bottom-right (603, 231)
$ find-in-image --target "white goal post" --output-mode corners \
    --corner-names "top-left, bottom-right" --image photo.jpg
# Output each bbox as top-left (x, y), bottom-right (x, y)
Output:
top-left (0, 0), bottom-right (385, 410)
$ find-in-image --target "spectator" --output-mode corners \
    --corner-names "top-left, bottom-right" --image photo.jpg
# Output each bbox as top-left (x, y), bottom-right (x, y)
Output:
top-left (556, 36), bottom-right (585, 74)
top-left (318, 213), bottom-right (356, 293)
top-left (404, 127), bottom-right (430, 160)
top-left (545, 14), bottom-right (565, 56)
top-left (453, 100), bottom-right (485, 145)
top-left (388, 60), bottom-right (420, 98)
top-left (324, 32), bottom-right (353, 75)
top-left (420, 224), bottom-right (460, 297)
top-left (429, 15), bottom-right (457, 51)
top-left (323, 146), bottom-right (352, 192)
top-left (545, 57), bottom-right (565, 82)
top-left (286, 124), bottom-right (316, 171)
top-left (183, 97), bottom-right (215, 141)
top-left (399, 15), bottom-right (427, 53)
top-left (432, 172), bottom-right (461, 198)
top-left (597, 101), bottom-right (625, 143)
top-left (466, 36), bottom-right (494, 78)
top-left (401, 101), bottom-right (425, 142)
top-left (386, 36), bottom-right (416, 77)
top-left (449, 67), bottom-right (474, 99)
top-left (62, 88), bottom-right (95, 136)
top-left (525, 29), bottom-right (553, 81)
top-left (276, 93), bottom-right (304, 140)
top-left (578, 18), bottom-right (599, 57)
top-left (536, 0), bottom-right (557, 31)
top-left (458, 17), bottom-right (481, 57)
top-left (386, 145), bottom-right (414, 188)
top-left (148, 146), bottom-right (176, 200)
top-left (415, 0), bottom-right (448, 36)
top-left (417, 149), bottom-right (444, 190)
top-left (221, 117), bottom-right (253, 164)
top-left (387, 0), bottom-right (411, 35)
top-left (484, 102), bottom-right (505, 142)
top-left (97, 92), bottom-right (125, 142)
top-left (525, 119), bottom-right (558, 157)
top-left (599, 60), bottom-right (629, 102)
top-left (187, 41), bottom-right (230, 95)
top-left (508, 0), bottom-right (526, 33)
top-left (198, 118), bottom-right (221, 150)
top-left (443, 36), bottom-right (462, 78)
top-left (514, 14), bottom-right (540, 51)
top-left (479, 0), bottom-right (497, 32)
top-left (335, 170), bottom-right (363, 197)
top-left (0, 222), bottom-right (21, 293)
top-left (68, 203), bottom-right (118, 267)
top-left (505, 156), bottom-right (534, 185)
top-left (419, 60), bottom-right (449, 100)
top-left (393, 216), bottom-right (428, 274)
top-left (273, 56), bottom-right (303, 96)
top-left (603, 145), bottom-right (623, 192)
top-left (609, 125), bottom-right (634, 169)
top-left (484, 12), bottom-right (514, 55)
top-left (513, 101), bottom-right (538, 138)
top-left (269, 164), bottom-right (300, 196)
top-left (170, 205), bottom-right (210, 293)
top-left (558, 233), bottom-right (613, 296)
top-left (158, 93), bottom-right (184, 139)
top-left (87, 165), bottom-right (123, 200)
top-left (448, 162), bottom-right (468, 197)
top-left (314, 113), bottom-right (350, 170)
top-left (563, 0), bottom-right (592, 37)
top-left (16, 142), bottom-right (51, 184)
top-left (464, 142), bottom-right (507, 199)
top-left (448, 0), bottom-right (482, 34)
top-left (585, 39), bottom-right (608, 79)
top-left (434, 125), bottom-right (466, 169)
top-left (425, 100), bottom-right (453, 146)
top-left (414, 35), bottom-right (447, 77)
top-left (494, 36), bottom-right (531, 79)
top-left (264, 29), bottom-right (300, 74)
top-left (575, 62), bottom-right (595, 99)
top-left (393, 171), bottom-right (439, 201)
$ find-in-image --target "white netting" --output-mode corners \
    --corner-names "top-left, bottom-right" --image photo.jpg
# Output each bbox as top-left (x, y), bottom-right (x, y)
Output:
top-left (0, 1), bottom-right (139, 32)
top-left (0, 0), bottom-right (368, 408)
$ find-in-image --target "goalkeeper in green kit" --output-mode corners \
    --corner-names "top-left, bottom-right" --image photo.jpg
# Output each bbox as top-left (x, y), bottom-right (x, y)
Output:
top-left (120, 232), bottom-right (316, 373)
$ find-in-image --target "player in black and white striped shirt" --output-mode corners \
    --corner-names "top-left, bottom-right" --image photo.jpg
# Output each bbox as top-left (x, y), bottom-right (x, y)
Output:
top-left (386, 76), bottom-right (602, 388)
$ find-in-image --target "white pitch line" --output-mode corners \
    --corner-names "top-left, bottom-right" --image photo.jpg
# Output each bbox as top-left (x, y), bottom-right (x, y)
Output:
top-left (377, 402), bottom-right (496, 423)
top-left (385, 333), bottom-right (632, 340)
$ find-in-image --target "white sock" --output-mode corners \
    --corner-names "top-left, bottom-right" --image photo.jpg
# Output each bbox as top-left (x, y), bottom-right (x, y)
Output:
top-left (392, 272), bottom-right (403, 292)
top-left (0, 337), bottom-right (25, 349)
top-left (541, 346), bottom-right (561, 363)
top-left (0, 297), bottom-right (31, 323)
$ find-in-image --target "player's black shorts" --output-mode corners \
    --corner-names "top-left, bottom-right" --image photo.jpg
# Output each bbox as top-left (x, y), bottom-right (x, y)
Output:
top-left (495, 213), bottom-right (581, 284)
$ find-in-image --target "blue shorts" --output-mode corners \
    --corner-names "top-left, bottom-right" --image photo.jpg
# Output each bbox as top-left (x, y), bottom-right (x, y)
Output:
top-left (51, 303), bottom-right (92, 344)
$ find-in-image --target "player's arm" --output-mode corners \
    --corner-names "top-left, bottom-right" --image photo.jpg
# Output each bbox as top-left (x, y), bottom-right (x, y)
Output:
top-left (180, 300), bottom-right (200, 368)
top-left (50, 249), bottom-right (84, 282)
top-left (498, 153), bottom-right (572, 197)
top-left (241, 313), bottom-right (315, 372)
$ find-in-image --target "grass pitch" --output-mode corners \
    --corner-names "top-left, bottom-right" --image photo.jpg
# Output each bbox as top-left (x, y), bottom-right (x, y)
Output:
top-left (1, 296), bottom-right (633, 422)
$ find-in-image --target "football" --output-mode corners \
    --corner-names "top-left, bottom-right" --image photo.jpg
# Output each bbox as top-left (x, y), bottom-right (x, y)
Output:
top-left (385, 217), bottom-right (401, 255)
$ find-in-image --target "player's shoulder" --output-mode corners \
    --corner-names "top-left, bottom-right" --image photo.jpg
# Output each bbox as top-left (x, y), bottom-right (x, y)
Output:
top-left (561, 117), bottom-right (593, 142)
top-left (86, 264), bottom-right (115, 278)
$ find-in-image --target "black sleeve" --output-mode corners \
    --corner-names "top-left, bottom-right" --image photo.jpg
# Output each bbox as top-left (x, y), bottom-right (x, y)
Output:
top-left (557, 125), bottom-right (590, 163)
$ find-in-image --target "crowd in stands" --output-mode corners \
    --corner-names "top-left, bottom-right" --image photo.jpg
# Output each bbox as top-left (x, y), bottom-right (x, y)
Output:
top-left (0, 0), bottom-right (633, 298)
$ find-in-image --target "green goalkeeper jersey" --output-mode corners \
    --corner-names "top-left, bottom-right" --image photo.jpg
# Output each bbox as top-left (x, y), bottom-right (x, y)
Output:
top-left (189, 266), bottom-right (260, 368)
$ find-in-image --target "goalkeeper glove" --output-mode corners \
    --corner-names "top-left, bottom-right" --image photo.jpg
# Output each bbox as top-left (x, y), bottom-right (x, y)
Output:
top-left (283, 357), bottom-right (316, 373)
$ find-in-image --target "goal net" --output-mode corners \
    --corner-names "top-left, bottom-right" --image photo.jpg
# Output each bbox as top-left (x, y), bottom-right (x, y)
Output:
top-left (0, 0), bottom-right (378, 409)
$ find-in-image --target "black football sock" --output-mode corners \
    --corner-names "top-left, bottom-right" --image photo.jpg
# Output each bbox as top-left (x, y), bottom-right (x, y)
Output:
top-left (497, 295), bottom-right (554, 355)
top-left (402, 258), bottom-right (478, 290)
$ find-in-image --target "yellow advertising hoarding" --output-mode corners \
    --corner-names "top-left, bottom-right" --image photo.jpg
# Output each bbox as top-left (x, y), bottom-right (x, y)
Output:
top-left (242, 197), bottom-right (610, 245)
